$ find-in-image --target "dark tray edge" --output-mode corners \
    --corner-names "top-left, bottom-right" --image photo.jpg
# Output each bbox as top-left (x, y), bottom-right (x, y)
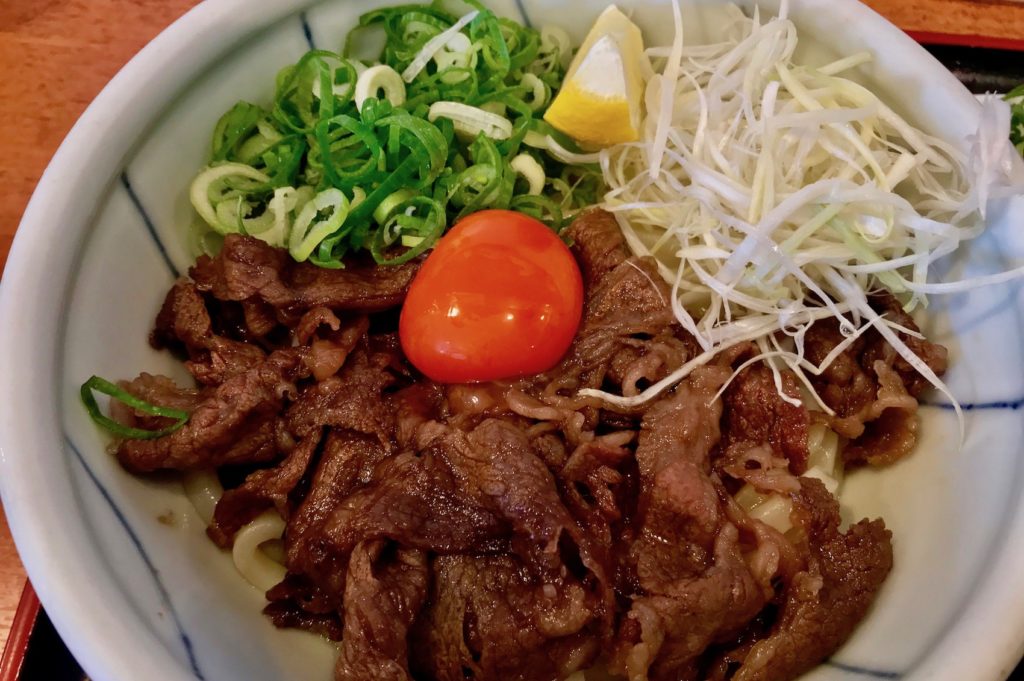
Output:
top-left (906, 29), bottom-right (1024, 53)
top-left (0, 584), bottom-right (40, 681)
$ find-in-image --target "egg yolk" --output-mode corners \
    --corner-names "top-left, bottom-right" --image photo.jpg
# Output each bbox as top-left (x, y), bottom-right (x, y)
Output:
top-left (399, 210), bottom-right (584, 383)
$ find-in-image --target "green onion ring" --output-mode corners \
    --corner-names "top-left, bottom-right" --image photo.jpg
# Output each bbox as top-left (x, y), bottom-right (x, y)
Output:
top-left (81, 376), bottom-right (190, 440)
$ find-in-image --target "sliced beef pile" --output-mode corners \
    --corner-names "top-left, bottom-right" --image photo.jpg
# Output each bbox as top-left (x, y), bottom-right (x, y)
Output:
top-left (803, 294), bottom-right (947, 466)
top-left (191, 233), bottom-right (422, 317)
top-left (109, 213), bottom-right (941, 681)
top-left (544, 210), bottom-right (697, 399)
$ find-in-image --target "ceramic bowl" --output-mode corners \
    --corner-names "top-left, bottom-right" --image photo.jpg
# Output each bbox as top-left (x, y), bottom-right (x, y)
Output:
top-left (1, 0), bottom-right (1023, 680)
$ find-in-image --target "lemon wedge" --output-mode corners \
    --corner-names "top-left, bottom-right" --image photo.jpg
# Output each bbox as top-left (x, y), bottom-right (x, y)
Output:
top-left (543, 6), bottom-right (646, 148)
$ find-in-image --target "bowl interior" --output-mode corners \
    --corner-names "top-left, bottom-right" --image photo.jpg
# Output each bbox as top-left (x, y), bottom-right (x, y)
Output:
top-left (14, 0), bottom-right (1024, 679)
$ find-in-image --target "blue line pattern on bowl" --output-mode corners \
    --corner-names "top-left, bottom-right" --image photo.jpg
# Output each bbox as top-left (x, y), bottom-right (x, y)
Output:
top-left (120, 171), bottom-right (181, 279)
top-left (301, 11), bottom-right (317, 50)
top-left (924, 398), bottom-right (1024, 411)
top-left (64, 435), bottom-right (206, 681)
top-left (513, 0), bottom-right (532, 27)
top-left (827, 660), bottom-right (902, 679)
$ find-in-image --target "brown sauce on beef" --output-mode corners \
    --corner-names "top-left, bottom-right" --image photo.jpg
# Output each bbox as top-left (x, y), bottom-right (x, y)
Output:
top-left (111, 209), bottom-right (947, 681)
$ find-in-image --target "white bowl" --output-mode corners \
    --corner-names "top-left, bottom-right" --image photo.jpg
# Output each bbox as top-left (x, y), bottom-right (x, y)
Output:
top-left (2, 0), bottom-right (1024, 680)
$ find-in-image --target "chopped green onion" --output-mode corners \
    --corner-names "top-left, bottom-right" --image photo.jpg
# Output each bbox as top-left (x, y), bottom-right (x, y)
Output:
top-left (401, 10), bottom-right (480, 82)
top-left (311, 59), bottom-right (359, 103)
top-left (347, 153), bottom-right (423, 244)
top-left (510, 153), bottom-right (545, 194)
top-left (370, 196), bottom-right (445, 264)
top-left (247, 186), bottom-right (305, 248)
top-left (374, 188), bottom-right (418, 224)
top-left (519, 73), bottom-right (550, 112)
top-left (511, 193), bottom-right (564, 232)
top-left (290, 188), bottom-right (351, 261)
top-left (211, 102), bottom-right (264, 162)
top-left (189, 0), bottom-right (601, 268)
top-left (498, 17), bottom-right (540, 71)
top-left (1007, 84), bottom-right (1024, 155)
top-left (431, 32), bottom-right (476, 81)
top-left (80, 376), bottom-right (190, 440)
top-left (375, 112), bottom-right (449, 186)
top-left (535, 25), bottom-right (572, 72)
top-left (428, 101), bottom-right (512, 139)
top-left (216, 195), bottom-right (274, 235)
top-left (354, 65), bottom-right (407, 111)
top-left (312, 115), bottom-right (383, 190)
top-left (468, 6), bottom-right (511, 84)
top-left (274, 51), bottom-right (354, 133)
top-left (190, 164), bottom-right (272, 235)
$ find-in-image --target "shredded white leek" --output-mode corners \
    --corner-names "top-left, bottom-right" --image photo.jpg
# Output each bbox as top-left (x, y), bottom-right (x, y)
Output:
top-left (580, 0), bottom-right (1023, 431)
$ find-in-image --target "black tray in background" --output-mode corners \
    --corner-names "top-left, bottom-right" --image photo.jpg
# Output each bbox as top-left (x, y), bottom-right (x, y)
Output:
top-left (15, 610), bottom-right (86, 681)
top-left (920, 41), bottom-right (1024, 93)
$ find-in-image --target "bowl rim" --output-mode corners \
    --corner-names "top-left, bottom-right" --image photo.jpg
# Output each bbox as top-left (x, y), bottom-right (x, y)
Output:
top-left (1, 1), bottom-right (1022, 680)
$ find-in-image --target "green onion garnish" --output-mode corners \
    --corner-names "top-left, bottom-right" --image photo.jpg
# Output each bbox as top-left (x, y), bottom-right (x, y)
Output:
top-left (80, 376), bottom-right (190, 440)
top-left (1007, 84), bottom-right (1024, 156)
top-left (188, 0), bottom-right (597, 265)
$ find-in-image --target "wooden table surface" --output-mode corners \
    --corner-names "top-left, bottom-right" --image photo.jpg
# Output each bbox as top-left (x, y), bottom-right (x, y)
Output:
top-left (2, 0), bottom-right (1024, 661)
